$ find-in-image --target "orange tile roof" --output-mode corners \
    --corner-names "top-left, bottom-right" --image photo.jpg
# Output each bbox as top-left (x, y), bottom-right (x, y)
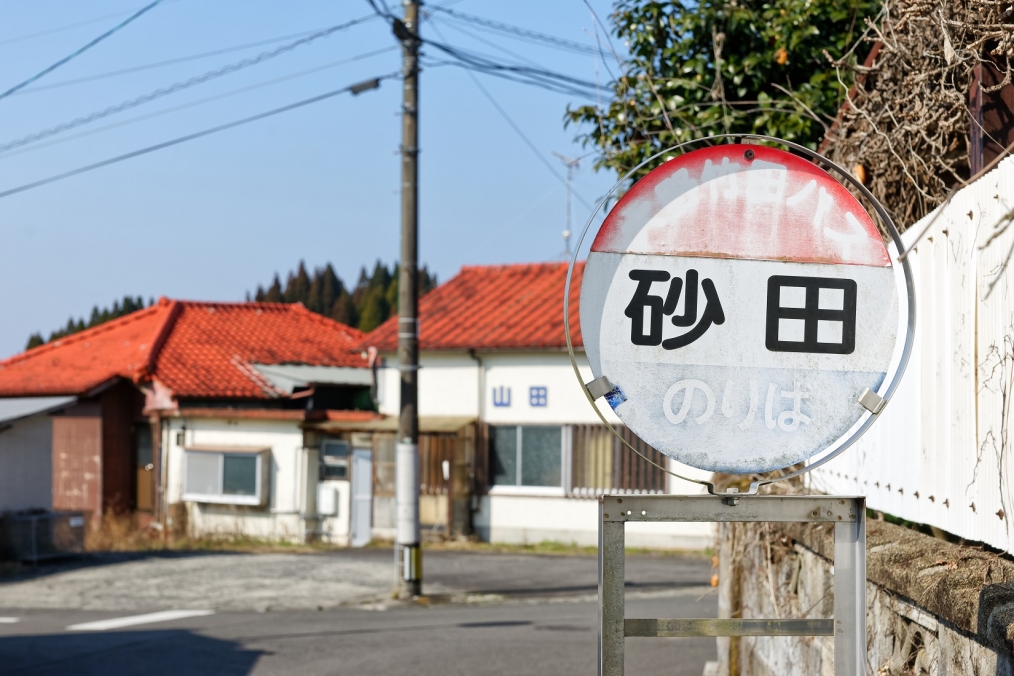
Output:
top-left (170, 408), bottom-right (384, 422)
top-left (366, 262), bottom-right (584, 351)
top-left (0, 298), bottom-right (367, 399)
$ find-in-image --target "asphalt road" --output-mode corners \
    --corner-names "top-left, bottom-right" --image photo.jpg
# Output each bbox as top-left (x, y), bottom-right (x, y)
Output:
top-left (0, 548), bottom-right (713, 611)
top-left (0, 549), bottom-right (718, 675)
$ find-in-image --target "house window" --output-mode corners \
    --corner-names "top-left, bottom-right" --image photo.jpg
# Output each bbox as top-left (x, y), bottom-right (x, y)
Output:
top-left (321, 440), bottom-right (350, 480)
top-left (182, 447), bottom-right (268, 506)
top-left (489, 425), bottom-right (563, 488)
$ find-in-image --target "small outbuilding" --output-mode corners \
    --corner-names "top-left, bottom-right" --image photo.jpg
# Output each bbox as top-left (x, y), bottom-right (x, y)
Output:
top-left (0, 298), bottom-right (374, 544)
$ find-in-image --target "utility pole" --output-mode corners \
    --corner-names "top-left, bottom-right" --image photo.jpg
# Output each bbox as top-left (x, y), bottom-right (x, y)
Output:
top-left (552, 152), bottom-right (579, 258)
top-left (394, 0), bottom-right (421, 599)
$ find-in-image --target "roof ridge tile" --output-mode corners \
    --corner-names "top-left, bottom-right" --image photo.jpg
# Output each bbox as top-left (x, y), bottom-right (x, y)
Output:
top-left (0, 303), bottom-right (167, 368)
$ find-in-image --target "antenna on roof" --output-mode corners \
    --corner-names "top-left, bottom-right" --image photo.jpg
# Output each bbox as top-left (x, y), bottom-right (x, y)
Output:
top-left (552, 151), bottom-right (580, 259)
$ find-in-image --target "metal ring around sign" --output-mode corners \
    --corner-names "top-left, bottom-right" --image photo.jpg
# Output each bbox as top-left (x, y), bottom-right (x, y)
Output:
top-left (563, 134), bottom-right (916, 495)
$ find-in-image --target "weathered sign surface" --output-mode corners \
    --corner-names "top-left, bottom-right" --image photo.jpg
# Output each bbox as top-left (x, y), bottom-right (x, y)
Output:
top-left (580, 144), bottom-right (901, 473)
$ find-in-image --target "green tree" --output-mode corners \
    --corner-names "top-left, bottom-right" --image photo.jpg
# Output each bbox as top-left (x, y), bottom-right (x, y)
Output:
top-left (566, 0), bottom-right (877, 180)
top-left (331, 289), bottom-right (358, 327)
top-left (249, 260), bottom-right (437, 332)
top-left (307, 264), bottom-right (343, 316)
top-left (351, 267), bottom-right (371, 309)
top-left (385, 264), bottom-right (399, 312)
top-left (321, 265), bottom-right (343, 312)
top-left (25, 333), bottom-right (44, 350)
top-left (284, 261), bottom-right (312, 304)
top-left (356, 286), bottom-right (390, 333)
top-left (419, 265), bottom-right (437, 296)
top-left (263, 275), bottom-right (284, 302)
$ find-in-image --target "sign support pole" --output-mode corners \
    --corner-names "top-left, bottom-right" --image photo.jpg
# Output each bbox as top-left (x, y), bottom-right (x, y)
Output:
top-left (834, 507), bottom-right (867, 673)
top-left (599, 500), bottom-right (625, 675)
top-left (597, 494), bottom-right (866, 676)
top-left (395, 0), bottom-right (421, 600)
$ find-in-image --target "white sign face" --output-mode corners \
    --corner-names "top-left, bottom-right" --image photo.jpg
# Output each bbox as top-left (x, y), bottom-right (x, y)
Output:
top-left (580, 144), bottom-right (901, 473)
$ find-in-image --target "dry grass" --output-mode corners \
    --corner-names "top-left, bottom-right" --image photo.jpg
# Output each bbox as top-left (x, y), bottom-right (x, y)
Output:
top-left (83, 512), bottom-right (345, 555)
top-left (78, 513), bottom-right (712, 558)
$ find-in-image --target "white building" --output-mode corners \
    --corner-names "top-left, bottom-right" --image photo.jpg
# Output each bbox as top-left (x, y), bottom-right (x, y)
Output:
top-left (357, 262), bottom-right (713, 550)
top-left (0, 298), bottom-right (376, 545)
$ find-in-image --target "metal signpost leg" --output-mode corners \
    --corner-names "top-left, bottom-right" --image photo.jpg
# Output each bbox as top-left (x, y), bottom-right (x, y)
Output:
top-left (598, 495), bottom-right (866, 676)
top-left (599, 500), bottom-right (625, 676)
top-left (834, 499), bottom-right (867, 676)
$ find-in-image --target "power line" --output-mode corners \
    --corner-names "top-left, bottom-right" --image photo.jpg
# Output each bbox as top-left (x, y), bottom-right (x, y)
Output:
top-left (0, 72), bottom-right (398, 201)
top-left (0, 0), bottom-right (188, 48)
top-left (0, 14), bottom-right (376, 154)
top-left (428, 23), bottom-right (593, 210)
top-left (428, 6), bottom-right (601, 56)
top-left (0, 46), bottom-right (398, 160)
top-left (13, 24), bottom-right (379, 96)
top-left (0, 10), bottom-right (135, 48)
top-left (428, 16), bottom-right (551, 71)
top-left (368, 0), bottom-right (598, 98)
top-left (459, 73), bottom-right (593, 212)
top-left (421, 39), bottom-right (601, 98)
top-left (0, 0), bottom-right (167, 102)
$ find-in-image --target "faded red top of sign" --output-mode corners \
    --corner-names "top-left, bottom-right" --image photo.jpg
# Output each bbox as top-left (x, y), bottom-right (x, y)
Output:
top-left (592, 144), bottom-right (890, 267)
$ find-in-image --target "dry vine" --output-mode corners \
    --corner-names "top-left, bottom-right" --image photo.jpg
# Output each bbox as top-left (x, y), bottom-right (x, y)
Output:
top-left (824, 0), bottom-right (1014, 229)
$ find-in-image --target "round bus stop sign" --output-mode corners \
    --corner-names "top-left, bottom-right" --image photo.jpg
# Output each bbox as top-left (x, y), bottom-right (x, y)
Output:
top-left (580, 144), bottom-right (903, 474)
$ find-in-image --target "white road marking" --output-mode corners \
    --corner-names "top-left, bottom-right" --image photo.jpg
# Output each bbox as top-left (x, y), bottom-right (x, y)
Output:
top-left (0, 617), bottom-right (20, 624)
top-left (67, 610), bottom-right (214, 631)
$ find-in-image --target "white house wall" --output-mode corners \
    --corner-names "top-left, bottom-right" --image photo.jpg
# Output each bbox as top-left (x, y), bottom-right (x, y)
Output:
top-left (481, 352), bottom-right (620, 424)
top-left (164, 417), bottom-right (310, 542)
top-left (378, 352), bottom-right (481, 418)
top-left (378, 350), bottom-right (619, 424)
top-left (0, 415), bottom-right (52, 512)
top-left (473, 495), bottom-right (712, 550)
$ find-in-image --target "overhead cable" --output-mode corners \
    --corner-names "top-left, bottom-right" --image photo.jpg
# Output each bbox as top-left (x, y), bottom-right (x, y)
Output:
top-left (428, 6), bottom-right (601, 56)
top-left (428, 16), bottom-right (552, 71)
top-left (14, 23), bottom-right (379, 96)
top-left (0, 46), bottom-right (398, 160)
top-left (0, 10), bottom-right (136, 48)
top-left (429, 23), bottom-right (594, 210)
top-left (459, 70), bottom-right (593, 212)
top-left (0, 14), bottom-right (376, 153)
top-left (0, 72), bottom-right (399, 200)
top-left (368, 0), bottom-right (599, 98)
top-left (422, 39), bottom-right (601, 98)
top-left (0, 0), bottom-right (167, 102)
top-left (0, 0), bottom-right (188, 48)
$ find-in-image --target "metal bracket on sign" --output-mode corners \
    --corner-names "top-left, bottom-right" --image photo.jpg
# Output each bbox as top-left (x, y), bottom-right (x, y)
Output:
top-left (857, 388), bottom-right (886, 414)
top-left (586, 376), bottom-right (614, 400)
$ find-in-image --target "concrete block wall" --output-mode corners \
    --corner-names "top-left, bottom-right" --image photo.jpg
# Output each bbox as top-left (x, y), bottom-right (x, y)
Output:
top-left (714, 519), bottom-right (1014, 675)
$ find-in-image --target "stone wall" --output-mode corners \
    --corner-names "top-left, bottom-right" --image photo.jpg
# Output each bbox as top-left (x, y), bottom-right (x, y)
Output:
top-left (714, 519), bottom-right (1014, 675)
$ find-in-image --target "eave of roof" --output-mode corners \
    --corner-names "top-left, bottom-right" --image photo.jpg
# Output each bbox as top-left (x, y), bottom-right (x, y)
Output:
top-left (305, 414), bottom-right (475, 433)
top-left (171, 408), bottom-right (383, 422)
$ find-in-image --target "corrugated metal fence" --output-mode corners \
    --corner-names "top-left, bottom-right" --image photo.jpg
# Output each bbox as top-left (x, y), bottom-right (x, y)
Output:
top-left (569, 424), bottom-right (668, 497)
top-left (811, 156), bottom-right (1014, 551)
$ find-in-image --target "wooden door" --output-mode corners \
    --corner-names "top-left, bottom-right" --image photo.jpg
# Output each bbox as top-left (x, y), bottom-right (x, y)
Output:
top-left (134, 424), bottom-right (154, 512)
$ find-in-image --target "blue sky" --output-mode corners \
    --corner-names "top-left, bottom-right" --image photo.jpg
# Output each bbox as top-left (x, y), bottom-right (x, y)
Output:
top-left (0, 0), bottom-right (621, 357)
